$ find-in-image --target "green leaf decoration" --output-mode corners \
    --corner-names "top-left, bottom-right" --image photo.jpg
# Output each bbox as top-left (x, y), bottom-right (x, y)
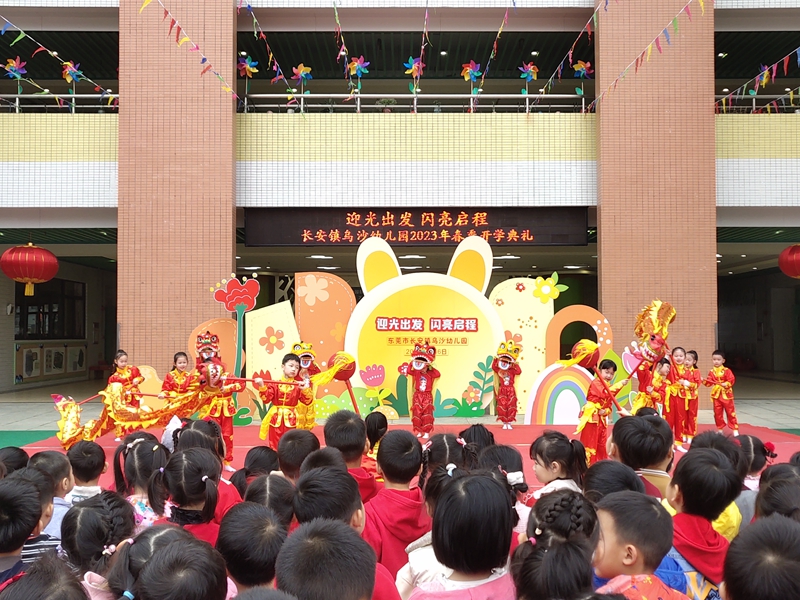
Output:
top-left (556, 284), bottom-right (569, 292)
top-left (233, 406), bottom-right (254, 427)
top-left (575, 87), bottom-right (584, 96)
top-left (394, 374), bottom-right (410, 416)
top-left (434, 389), bottom-right (458, 417)
top-left (473, 370), bottom-right (484, 379)
top-left (551, 271), bottom-right (559, 284)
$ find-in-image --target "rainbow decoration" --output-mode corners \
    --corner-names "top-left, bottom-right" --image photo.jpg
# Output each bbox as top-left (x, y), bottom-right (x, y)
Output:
top-left (525, 363), bottom-right (593, 425)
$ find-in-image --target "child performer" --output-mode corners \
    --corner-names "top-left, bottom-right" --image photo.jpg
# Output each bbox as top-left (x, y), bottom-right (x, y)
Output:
top-left (650, 359), bottom-right (671, 417)
top-left (704, 349), bottom-right (739, 436)
top-left (576, 359), bottom-right (628, 465)
top-left (256, 353), bottom-right (303, 450)
top-left (684, 350), bottom-right (701, 441)
top-left (159, 352), bottom-right (192, 400)
top-left (398, 341), bottom-right (440, 440)
top-left (666, 347), bottom-right (689, 447)
top-left (109, 350), bottom-right (145, 441)
top-left (292, 342), bottom-right (320, 431)
top-left (492, 340), bottom-right (522, 430)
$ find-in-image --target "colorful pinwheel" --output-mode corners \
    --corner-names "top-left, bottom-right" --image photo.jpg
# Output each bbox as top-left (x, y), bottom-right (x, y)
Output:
top-left (61, 61), bottom-right (83, 85)
top-left (291, 63), bottom-right (312, 84)
top-left (4, 56), bottom-right (26, 79)
top-left (238, 56), bottom-right (259, 78)
top-left (461, 60), bottom-right (482, 82)
top-left (348, 55), bottom-right (370, 78)
top-left (573, 60), bottom-right (593, 79)
top-left (403, 56), bottom-right (424, 79)
top-left (519, 62), bottom-right (539, 82)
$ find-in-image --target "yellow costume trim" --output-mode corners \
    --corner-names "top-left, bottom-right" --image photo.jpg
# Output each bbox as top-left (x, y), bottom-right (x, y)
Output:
top-left (311, 352), bottom-right (356, 387)
top-left (558, 339), bottom-right (599, 368)
top-left (575, 401), bottom-right (601, 434)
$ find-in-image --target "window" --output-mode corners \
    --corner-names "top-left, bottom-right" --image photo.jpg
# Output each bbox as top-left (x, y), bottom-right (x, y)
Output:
top-left (14, 278), bottom-right (86, 340)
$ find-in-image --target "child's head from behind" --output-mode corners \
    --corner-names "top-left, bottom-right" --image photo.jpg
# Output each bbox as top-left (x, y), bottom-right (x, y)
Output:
top-left (0, 551), bottom-right (87, 600)
top-left (423, 464), bottom-right (469, 516)
top-left (243, 474), bottom-right (295, 530)
top-left (236, 590), bottom-right (299, 600)
top-left (668, 448), bottom-right (740, 521)
top-left (281, 353), bottom-right (301, 378)
top-left (217, 502), bottom-right (287, 590)
top-left (690, 431), bottom-right (747, 483)
top-left (293, 467), bottom-right (363, 530)
top-left (28, 450), bottom-right (73, 497)
top-left (583, 460), bottom-right (645, 503)
top-left (67, 441), bottom-right (107, 485)
top-left (722, 515), bottom-right (800, 600)
top-left (277, 429), bottom-right (321, 481)
top-left (114, 437), bottom-right (170, 496)
top-left (530, 430), bottom-right (587, 486)
top-left (231, 445), bottom-right (279, 497)
top-left (147, 447), bottom-right (219, 523)
top-left (0, 476), bottom-right (41, 554)
top-left (376, 430), bottom-right (422, 485)
top-left (8, 467), bottom-right (55, 531)
top-left (458, 424), bottom-right (495, 452)
top-left (275, 519), bottom-right (375, 600)
top-left (738, 434), bottom-right (776, 476)
top-left (755, 475), bottom-right (800, 522)
top-left (137, 537), bottom-right (228, 600)
top-left (432, 473), bottom-right (514, 576)
top-left (0, 447), bottom-right (29, 475)
top-left (479, 444), bottom-right (529, 495)
top-left (173, 419), bottom-right (226, 462)
top-left (323, 410), bottom-right (367, 465)
top-left (61, 490), bottom-right (136, 576)
top-left (609, 415), bottom-right (673, 471)
top-left (299, 447), bottom-right (347, 475)
top-left (364, 411), bottom-right (388, 451)
top-left (594, 491), bottom-right (673, 579)
top-left (419, 433), bottom-right (478, 489)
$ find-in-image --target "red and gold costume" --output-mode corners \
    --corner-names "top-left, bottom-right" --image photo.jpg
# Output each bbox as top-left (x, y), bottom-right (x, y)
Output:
top-left (704, 366), bottom-right (738, 432)
top-left (109, 365), bottom-right (144, 410)
top-left (631, 361), bottom-right (655, 414)
top-left (257, 376), bottom-right (303, 450)
top-left (576, 376), bottom-right (625, 465)
top-left (666, 363), bottom-right (689, 442)
top-left (685, 365), bottom-right (702, 439)
top-left (492, 341), bottom-right (522, 428)
top-left (651, 370), bottom-right (668, 415)
top-left (292, 342), bottom-right (320, 431)
top-left (399, 342), bottom-right (440, 438)
top-left (161, 368), bottom-right (192, 397)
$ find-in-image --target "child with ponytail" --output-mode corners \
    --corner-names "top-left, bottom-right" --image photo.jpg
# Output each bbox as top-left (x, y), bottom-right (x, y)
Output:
top-left (479, 444), bottom-right (531, 534)
top-left (114, 437), bottom-right (170, 533)
top-left (418, 433), bottom-right (478, 490)
top-left (230, 446), bottom-right (279, 498)
top-left (525, 431), bottom-right (587, 505)
top-left (148, 447), bottom-right (221, 545)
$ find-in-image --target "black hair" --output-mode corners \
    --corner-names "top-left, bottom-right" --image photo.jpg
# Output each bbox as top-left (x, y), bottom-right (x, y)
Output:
top-left (277, 429), bottom-right (321, 480)
top-left (0, 477), bottom-right (41, 553)
top-left (419, 433), bottom-right (478, 490)
top-left (755, 476), bottom-right (800, 522)
top-left (432, 474), bottom-right (513, 574)
top-left (423, 464), bottom-right (469, 512)
top-left (8, 466), bottom-right (55, 513)
top-left (275, 519), bottom-right (376, 600)
top-left (243, 474), bottom-right (295, 529)
top-left (478, 467), bottom-right (521, 529)
top-left (323, 410), bottom-right (367, 463)
top-left (114, 437), bottom-right (170, 496)
top-left (712, 349), bottom-right (725, 359)
top-left (479, 444), bottom-right (529, 494)
top-left (0, 462), bottom-right (5, 480)
top-left (113, 349), bottom-right (128, 366)
top-left (365, 411), bottom-right (388, 451)
top-left (293, 467), bottom-right (362, 524)
top-left (0, 447), bottom-right (29, 474)
top-left (598, 359), bottom-right (617, 372)
top-left (136, 538), bottom-right (228, 600)
top-left (299, 447), bottom-right (348, 475)
top-left (60, 490), bottom-right (136, 576)
top-left (530, 430), bottom-right (588, 486)
top-left (236, 590), bottom-right (299, 600)
top-left (458, 424), bottom-right (495, 452)
top-left (173, 419), bottom-right (226, 462)
top-left (738, 434), bottom-right (776, 475)
top-left (791, 452), bottom-right (800, 467)
top-left (67, 441), bottom-right (106, 484)
top-left (686, 350), bottom-right (699, 364)
top-left (634, 407), bottom-right (659, 417)
top-left (583, 460), bottom-right (645, 502)
top-left (512, 489), bottom-right (596, 600)
top-left (597, 491), bottom-right (673, 570)
top-left (0, 551), bottom-right (88, 600)
top-left (28, 450), bottom-right (72, 484)
top-left (671, 448), bottom-right (741, 521)
top-left (724, 515), bottom-right (800, 600)
top-left (611, 415), bottom-right (673, 470)
top-left (231, 446), bottom-right (279, 498)
top-left (376, 430), bottom-right (422, 484)
top-left (216, 503), bottom-right (287, 588)
top-left (657, 357), bottom-right (671, 368)
top-left (672, 347), bottom-right (686, 356)
top-left (106, 525), bottom-right (195, 600)
top-left (173, 351), bottom-right (188, 365)
top-left (282, 353), bottom-right (301, 366)
top-left (147, 447), bottom-right (219, 523)
top-left (760, 463), bottom-right (800, 487)
top-left (690, 430), bottom-right (747, 482)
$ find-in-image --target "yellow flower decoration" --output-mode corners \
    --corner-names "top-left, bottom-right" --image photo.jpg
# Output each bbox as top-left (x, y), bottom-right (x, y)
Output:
top-left (532, 272), bottom-right (569, 304)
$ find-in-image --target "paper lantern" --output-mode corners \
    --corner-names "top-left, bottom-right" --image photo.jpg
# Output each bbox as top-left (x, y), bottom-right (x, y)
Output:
top-left (0, 243), bottom-right (59, 296)
top-left (779, 245), bottom-right (800, 279)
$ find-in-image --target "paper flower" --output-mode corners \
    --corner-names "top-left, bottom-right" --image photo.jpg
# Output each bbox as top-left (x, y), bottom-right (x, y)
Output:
top-left (519, 61), bottom-right (539, 82)
top-left (291, 63), bottom-right (312, 84)
top-left (348, 55), bottom-right (370, 78)
top-left (237, 56), bottom-right (259, 78)
top-left (403, 56), bottom-right (424, 79)
top-left (4, 56), bottom-right (26, 79)
top-left (259, 327), bottom-right (285, 354)
top-left (573, 60), bottom-right (593, 79)
top-left (61, 61), bottom-right (83, 84)
top-left (461, 60), bottom-right (482, 82)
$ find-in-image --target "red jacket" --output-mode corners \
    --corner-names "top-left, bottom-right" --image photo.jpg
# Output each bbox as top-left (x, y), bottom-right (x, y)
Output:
top-left (374, 563), bottom-right (402, 600)
top-left (350, 467), bottom-right (383, 504)
top-left (154, 519), bottom-right (220, 546)
top-left (363, 488), bottom-right (432, 578)
top-left (214, 477), bottom-right (243, 524)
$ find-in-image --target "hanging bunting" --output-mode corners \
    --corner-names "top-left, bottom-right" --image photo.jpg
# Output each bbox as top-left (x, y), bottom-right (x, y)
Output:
top-left (240, 6), bottom-right (296, 106)
top-left (476, 7), bottom-right (509, 96)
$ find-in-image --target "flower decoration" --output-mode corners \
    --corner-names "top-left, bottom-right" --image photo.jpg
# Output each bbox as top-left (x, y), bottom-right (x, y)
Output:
top-left (519, 62), bottom-right (539, 82)
top-left (259, 326), bottom-right (285, 354)
top-left (61, 61), bottom-right (83, 84)
top-left (495, 298), bottom-right (504, 307)
top-left (403, 56), bottom-right (424, 79)
top-left (330, 321), bottom-right (346, 343)
top-left (573, 60), bottom-right (593, 79)
top-left (237, 56), bottom-right (259, 78)
top-left (515, 283), bottom-right (526, 292)
top-left (359, 364), bottom-right (386, 388)
top-left (4, 56), bottom-right (26, 79)
top-left (291, 63), bottom-right (312, 84)
top-left (462, 385), bottom-right (481, 405)
top-left (532, 272), bottom-right (569, 304)
top-left (213, 277), bottom-right (260, 312)
top-left (504, 330), bottom-right (523, 349)
top-left (461, 60), bottom-right (482, 82)
top-left (297, 274), bottom-right (329, 306)
top-left (348, 55), bottom-right (370, 78)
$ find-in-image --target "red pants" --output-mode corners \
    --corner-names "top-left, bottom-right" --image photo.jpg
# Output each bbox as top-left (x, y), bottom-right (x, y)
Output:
top-left (713, 399), bottom-right (738, 431)
top-left (580, 421), bottom-right (607, 466)
top-left (268, 423), bottom-right (292, 452)
top-left (209, 414), bottom-right (234, 463)
top-left (686, 397), bottom-right (698, 438)
top-left (412, 391), bottom-right (434, 435)
top-left (672, 394), bottom-right (687, 441)
top-left (496, 387), bottom-right (518, 424)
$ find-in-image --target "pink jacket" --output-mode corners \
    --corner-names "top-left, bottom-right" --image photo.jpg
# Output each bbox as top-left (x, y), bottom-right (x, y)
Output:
top-left (408, 572), bottom-right (515, 600)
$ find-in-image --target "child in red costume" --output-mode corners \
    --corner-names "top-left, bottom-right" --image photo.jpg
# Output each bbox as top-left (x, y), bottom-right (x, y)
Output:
top-left (651, 360), bottom-right (670, 417)
top-left (109, 349), bottom-right (145, 440)
top-left (576, 359), bottom-right (629, 466)
top-left (159, 351), bottom-right (192, 400)
top-left (684, 350), bottom-right (701, 441)
top-left (398, 342), bottom-right (440, 440)
top-left (492, 340), bottom-right (522, 430)
top-left (666, 347), bottom-right (690, 449)
top-left (256, 353), bottom-right (302, 451)
top-left (631, 359), bottom-right (655, 414)
top-left (292, 342), bottom-right (320, 431)
top-left (704, 350), bottom-right (738, 436)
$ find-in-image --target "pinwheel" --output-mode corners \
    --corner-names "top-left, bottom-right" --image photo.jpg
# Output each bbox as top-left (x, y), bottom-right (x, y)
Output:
top-left (61, 61), bottom-right (83, 84)
top-left (519, 62), bottom-right (539, 83)
top-left (238, 56), bottom-right (259, 78)
top-left (573, 60), bottom-right (593, 79)
top-left (461, 60), bottom-right (482, 82)
top-left (291, 63), bottom-right (312, 95)
top-left (4, 56), bottom-right (26, 79)
top-left (348, 55), bottom-right (370, 78)
top-left (403, 56), bottom-right (424, 79)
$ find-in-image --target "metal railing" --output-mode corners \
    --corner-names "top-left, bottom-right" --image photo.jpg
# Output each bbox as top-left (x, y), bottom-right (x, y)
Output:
top-left (0, 93), bottom-right (119, 113)
top-left (714, 94), bottom-right (800, 114)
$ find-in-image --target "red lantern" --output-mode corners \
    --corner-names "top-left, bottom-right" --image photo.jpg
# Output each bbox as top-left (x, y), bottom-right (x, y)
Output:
top-left (0, 243), bottom-right (59, 296)
top-left (779, 245), bottom-right (800, 279)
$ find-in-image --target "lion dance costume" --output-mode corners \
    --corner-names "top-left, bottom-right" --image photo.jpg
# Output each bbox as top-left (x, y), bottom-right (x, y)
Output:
top-left (399, 341), bottom-right (440, 439)
top-left (630, 300), bottom-right (676, 414)
top-left (257, 373), bottom-right (303, 450)
top-left (293, 342), bottom-right (320, 430)
top-left (492, 341), bottom-right (522, 429)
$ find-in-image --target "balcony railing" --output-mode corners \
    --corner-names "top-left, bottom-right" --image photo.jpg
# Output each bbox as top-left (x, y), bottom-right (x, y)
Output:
top-left (0, 93), bottom-right (119, 113)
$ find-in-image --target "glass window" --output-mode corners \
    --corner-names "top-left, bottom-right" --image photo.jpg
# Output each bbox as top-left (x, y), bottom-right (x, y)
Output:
top-left (14, 278), bottom-right (86, 340)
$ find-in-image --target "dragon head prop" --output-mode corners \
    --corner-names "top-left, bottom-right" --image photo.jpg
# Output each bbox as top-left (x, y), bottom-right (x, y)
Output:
top-left (633, 300), bottom-right (676, 363)
top-left (196, 331), bottom-right (221, 364)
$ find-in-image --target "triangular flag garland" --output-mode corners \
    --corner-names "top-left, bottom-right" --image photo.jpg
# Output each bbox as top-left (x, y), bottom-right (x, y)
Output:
top-left (476, 7), bottom-right (510, 97)
top-left (333, 2), bottom-right (357, 98)
top-left (140, 0), bottom-right (237, 99)
top-left (410, 0), bottom-right (431, 97)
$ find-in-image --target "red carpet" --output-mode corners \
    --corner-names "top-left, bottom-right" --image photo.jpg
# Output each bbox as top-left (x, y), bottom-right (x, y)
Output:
top-left (23, 423), bottom-right (800, 492)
